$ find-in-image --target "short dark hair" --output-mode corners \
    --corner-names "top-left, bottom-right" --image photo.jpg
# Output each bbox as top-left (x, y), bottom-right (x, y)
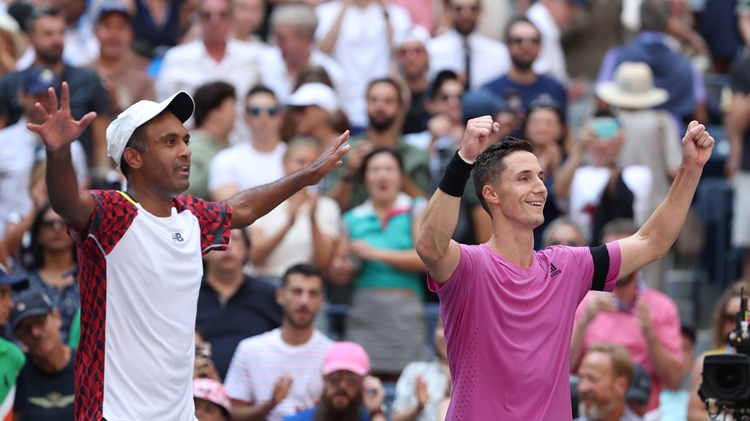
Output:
top-left (358, 147), bottom-right (404, 182)
top-left (281, 263), bottom-right (323, 288)
top-left (473, 137), bottom-right (534, 215)
top-left (26, 6), bottom-right (64, 33)
top-left (428, 70), bottom-right (460, 100)
top-left (503, 16), bottom-right (539, 42)
top-left (246, 84), bottom-right (277, 103)
top-left (193, 81), bottom-right (236, 127)
top-left (367, 77), bottom-right (404, 106)
top-left (120, 123), bottom-right (148, 179)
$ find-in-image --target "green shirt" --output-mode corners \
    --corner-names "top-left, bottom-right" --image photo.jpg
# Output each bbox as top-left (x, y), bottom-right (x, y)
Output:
top-left (0, 337), bottom-right (25, 417)
top-left (323, 135), bottom-right (431, 210)
top-left (186, 131), bottom-right (229, 199)
top-left (68, 309), bottom-right (80, 349)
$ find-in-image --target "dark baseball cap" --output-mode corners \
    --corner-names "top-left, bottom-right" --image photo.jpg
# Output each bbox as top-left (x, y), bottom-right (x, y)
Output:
top-left (0, 263), bottom-right (28, 291)
top-left (626, 364), bottom-right (652, 405)
top-left (10, 290), bottom-right (53, 332)
top-left (23, 67), bottom-right (58, 95)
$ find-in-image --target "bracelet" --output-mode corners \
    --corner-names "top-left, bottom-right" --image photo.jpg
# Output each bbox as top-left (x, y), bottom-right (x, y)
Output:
top-left (369, 403), bottom-right (387, 417)
top-left (438, 151), bottom-right (475, 197)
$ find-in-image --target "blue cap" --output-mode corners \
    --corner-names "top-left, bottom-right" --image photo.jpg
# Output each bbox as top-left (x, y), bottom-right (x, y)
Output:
top-left (626, 364), bottom-right (652, 405)
top-left (10, 290), bottom-right (53, 332)
top-left (0, 263), bottom-right (28, 291)
top-left (462, 89), bottom-right (506, 123)
top-left (96, 2), bottom-right (130, 23)
top-left (568, 0), bottom-right (588, 5)
top-left (23, 67), bottom-right (58, 95)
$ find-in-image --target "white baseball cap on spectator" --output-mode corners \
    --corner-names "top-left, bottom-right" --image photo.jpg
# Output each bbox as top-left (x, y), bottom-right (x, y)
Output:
top-left (105, 91), bottom-right (194, 167)
top-left (286, 82), bottom-right (339, 115)
top-left (393, 26), bottom-right (430, 50)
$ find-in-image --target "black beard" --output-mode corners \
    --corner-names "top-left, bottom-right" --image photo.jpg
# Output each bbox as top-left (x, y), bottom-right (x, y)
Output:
top-left (511, 57), bottom-right (534, 72)
top-left (313, 394), bottom-right (364, 421)
top-left (369, 116), bottom-right (397, 132)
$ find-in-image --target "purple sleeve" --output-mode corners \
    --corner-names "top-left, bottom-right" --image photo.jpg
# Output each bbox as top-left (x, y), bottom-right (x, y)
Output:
top-left (602, 241), bottom-right (621, 292)
top-left (596, 48), bottom-right (619, 84)
top-left (692, 67), bottom-right (706, 103)
top-left (426, 244), bottom-right (474, 293)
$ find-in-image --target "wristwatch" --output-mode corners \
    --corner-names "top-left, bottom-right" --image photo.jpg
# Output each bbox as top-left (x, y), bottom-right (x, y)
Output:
top-left (369, 403), bottom-right (387, 417)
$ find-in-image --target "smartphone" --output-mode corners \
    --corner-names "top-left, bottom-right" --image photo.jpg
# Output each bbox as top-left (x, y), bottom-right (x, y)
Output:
top-left (589, 117), bottom-right (620, 140)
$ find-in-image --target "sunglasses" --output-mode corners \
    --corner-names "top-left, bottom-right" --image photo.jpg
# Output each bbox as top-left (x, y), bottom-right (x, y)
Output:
top-left (199, 10), bottom-right (231, 20)
top-left (725, 313), bottom-right (738, 324)
top-left (41, 219), bottom-right (66, 230)
top-left (246, 106), bottom-right (278, 116)
top-left (451, 4), bottom-right (480, 13)
top-left (508, 37), bottom-right (541, 46)
top-left (438, 93), bottom-right (462, 102)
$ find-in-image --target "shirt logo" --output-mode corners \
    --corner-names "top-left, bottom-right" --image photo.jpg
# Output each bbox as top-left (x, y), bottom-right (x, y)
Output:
top-left (550, 263), bottom-right (562, 277)
top-left (171, 233), bottom-right (184, 242)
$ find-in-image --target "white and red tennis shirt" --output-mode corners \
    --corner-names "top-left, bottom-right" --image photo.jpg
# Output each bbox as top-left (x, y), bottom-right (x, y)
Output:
top-left (69, 190), bottom-right (232, 420)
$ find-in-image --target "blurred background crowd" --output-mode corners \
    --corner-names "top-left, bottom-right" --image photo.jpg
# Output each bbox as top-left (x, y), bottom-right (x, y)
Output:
top-left (1, 0), bottom-right (750, 419)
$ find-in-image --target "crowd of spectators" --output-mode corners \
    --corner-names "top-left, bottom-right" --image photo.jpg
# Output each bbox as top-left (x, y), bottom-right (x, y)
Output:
top-left (1, 0), bottom-right (750, 419)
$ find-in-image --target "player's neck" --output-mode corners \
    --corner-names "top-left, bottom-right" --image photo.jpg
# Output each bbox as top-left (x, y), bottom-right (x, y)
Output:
top-left (126, 184), bottom-right (174, 217)
top-left (486, 227), bottom-right (535, 268)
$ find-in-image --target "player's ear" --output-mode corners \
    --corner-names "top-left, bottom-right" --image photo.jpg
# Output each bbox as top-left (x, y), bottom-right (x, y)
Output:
top-left (122, 147), bottom-right (143, 171)
top-left (483, 184), bottom-right (499, 206)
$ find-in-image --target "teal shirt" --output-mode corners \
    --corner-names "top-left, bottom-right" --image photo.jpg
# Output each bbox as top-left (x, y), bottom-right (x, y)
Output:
top-left (323, 135), bottom-right (431, 210)
top-left (344, 194), bottom-right (425, 297)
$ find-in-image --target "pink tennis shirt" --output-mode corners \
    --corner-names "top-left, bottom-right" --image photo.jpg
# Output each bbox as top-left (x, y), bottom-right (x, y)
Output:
top-left (428, 242), bottom-right (621, 420)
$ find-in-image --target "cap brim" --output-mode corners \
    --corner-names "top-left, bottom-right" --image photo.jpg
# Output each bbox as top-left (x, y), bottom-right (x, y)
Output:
top-left (164, 91), bottom-right (194, 123)
top-left (595, 84), bottom-right (669, 109)
top-left (323, 361), bottom-right (369, 377)
top-left (0, 274), bottom-right (29, 291)
top-left (11, 307), bottom-right (50, 331)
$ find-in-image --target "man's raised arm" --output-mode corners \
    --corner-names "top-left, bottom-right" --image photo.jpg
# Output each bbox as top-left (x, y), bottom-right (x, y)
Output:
top-left (617, 121), bottom-right (715, 278)
top-left (27, 82), bottom-right (96, 233)
top-left (416, 116), bottom-right (497, 284)
top-left (228, 131), bottom-right (350, 229)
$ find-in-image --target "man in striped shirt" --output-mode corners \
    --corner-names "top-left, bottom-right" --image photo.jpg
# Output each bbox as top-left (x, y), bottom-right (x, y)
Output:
top-left (225, 264), bottom-right (333, 421)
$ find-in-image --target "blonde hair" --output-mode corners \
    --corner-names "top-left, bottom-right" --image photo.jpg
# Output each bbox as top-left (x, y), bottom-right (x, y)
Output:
top-left (586, 343), bottom-right (634, 385)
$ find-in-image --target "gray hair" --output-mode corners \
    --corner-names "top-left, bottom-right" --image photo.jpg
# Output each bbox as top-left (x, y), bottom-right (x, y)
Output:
top-left (270, 4), bottom-right (318, 38)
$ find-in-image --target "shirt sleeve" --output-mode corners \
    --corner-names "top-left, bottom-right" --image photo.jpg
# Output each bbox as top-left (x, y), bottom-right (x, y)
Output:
top-left (588, 241), bottom-right (621, 293)
top-left (175, 195), bottom-right (232, 255)
top-left (67, 190), bottom-right (138, 252)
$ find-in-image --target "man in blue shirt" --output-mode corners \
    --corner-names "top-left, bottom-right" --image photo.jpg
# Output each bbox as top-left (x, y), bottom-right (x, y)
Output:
top-left (482, 16), bottom-right (567, 124)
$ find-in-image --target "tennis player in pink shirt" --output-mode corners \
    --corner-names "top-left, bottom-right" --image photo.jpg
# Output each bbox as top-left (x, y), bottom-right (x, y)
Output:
top-left (415, 116), bottom-right (715, 420)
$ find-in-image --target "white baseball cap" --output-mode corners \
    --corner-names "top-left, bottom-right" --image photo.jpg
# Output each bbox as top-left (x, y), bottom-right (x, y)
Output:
top-left (286, 83), bottom-right (339, 115)
top-left (106, 91), bottom-right (195, 166)
top-left (393, 26), bottom-right (430, 50)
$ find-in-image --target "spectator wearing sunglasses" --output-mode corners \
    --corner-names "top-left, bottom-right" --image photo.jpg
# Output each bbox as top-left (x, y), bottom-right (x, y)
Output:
top-left (15, 204), bottom-right (79, 345)
top-left (542, 216), bottom-right (587, 248)
top-left (186, 81), bottom-right (236, 199)
top-left (482, 17), bottom-right (567, 127)
top-left (209, 85), bottom-right (287, 201)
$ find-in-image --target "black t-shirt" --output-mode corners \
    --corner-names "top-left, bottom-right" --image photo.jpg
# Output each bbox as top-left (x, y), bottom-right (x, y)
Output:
top-left (15, 349), bottom-right (76, 421)
top-left (196, 276), bottom-right (282, 379)
top-left (730, 54), bottom-right (750, 171)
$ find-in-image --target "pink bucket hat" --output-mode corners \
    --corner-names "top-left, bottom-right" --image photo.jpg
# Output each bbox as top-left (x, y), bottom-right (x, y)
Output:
top-left (193, 378), bottom-right (231, 415)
